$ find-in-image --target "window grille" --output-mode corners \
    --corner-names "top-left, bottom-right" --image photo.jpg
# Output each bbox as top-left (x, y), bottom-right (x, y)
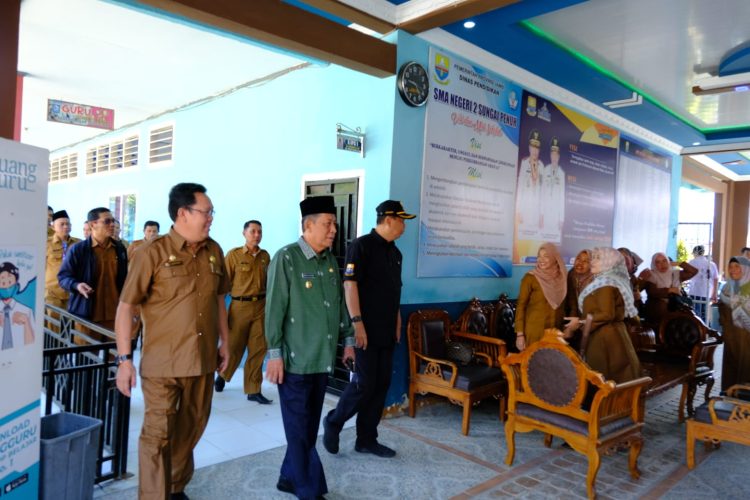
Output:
top-left (84, 135), bottom-right (139, 175)
top-left (49, 153), bottom-right (78, 182)
top-left (149, 125), bottom-right (173, 163)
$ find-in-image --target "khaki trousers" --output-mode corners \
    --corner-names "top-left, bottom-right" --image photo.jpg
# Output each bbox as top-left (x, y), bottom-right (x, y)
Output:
top-left (220, 299), bottom-right (266, 394)
top-left (139, 373), bottom-right (213, 499)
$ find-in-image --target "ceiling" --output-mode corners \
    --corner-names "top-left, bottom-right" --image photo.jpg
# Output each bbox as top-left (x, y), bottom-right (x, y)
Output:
top-left (17, 0), bottom-right (750, 180)
top-left (18, 0), bottom-right (305, 150)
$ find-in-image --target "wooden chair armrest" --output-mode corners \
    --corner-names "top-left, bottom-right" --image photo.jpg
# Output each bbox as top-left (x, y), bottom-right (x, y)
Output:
top-left (707, 396), bottom-right (750, 423)
top-left (726, 384), bottom-right (750, 399)
top-left (412, 351), bottom-right (459, 386)
top-left (473, 351), bottom-right (493, 366)
top-left (451, 330), bottom-right (507, 365)
top-left (592, 376), bottom-right (651, 422)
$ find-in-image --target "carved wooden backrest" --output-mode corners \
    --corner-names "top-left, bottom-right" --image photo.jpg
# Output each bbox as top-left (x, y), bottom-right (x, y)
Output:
top-left (454, 298), bottom-right (491, 336)
top-left (491, 294), bottom-right (516, 348)
top-left (407, 309), bottom-right (451, 364)
top-left (657, 309), bottom-right (710, 356)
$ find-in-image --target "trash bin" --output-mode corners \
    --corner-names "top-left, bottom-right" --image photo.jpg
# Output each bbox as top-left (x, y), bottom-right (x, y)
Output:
top-left (39, 412), bottom-right (102, 500)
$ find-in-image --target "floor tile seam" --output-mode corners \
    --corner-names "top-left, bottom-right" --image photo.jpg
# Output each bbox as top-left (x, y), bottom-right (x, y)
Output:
top-left (448, 448), bottom-right (567, 499)
top-left (381, 420), bottom-right (512, 473)
top-left (638, 446), bottom-right (711, 500)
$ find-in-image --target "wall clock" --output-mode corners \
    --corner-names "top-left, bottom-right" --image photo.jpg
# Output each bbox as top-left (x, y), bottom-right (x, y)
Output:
top-left (397, 61), bottom-right (429, 107)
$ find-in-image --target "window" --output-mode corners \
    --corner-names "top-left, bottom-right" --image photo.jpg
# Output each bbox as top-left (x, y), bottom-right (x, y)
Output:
top-left (85, 135), bottom-right (139, 175)
top-left (49, 153), bottom-right (78, 182)
top-left (109, 193), bottom-right (136, 242)
top-left (149, 125), bottom-right (173, 164)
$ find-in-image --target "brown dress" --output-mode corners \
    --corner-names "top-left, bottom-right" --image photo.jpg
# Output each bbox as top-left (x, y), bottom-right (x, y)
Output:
top-left (515, 273), bottom-right (564, 346)
top-left (582, 286), bottom-right (641, 383)
top-left (718, 302), bottom-right (750, 391)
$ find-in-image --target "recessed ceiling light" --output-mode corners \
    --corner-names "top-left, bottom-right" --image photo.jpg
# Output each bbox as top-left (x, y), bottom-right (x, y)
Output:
top-left (692, 142), bottom-right (701, 146)
top-left (463, 20), bottom-right (476, 29)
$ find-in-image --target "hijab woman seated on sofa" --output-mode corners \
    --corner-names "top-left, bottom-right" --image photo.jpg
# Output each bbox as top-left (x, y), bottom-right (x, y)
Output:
top-left (639, 252), bottom-right (697, 326)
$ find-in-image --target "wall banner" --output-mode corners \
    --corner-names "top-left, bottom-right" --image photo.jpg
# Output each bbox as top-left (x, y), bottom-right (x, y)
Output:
top-left (0, 138), bottom-right (48, 499)
top-left (514, 91), bottom-right (619, 264)
top-left (613, 136), bottom-right (672, 265)
top-left (418, 48), bottom-right (521, 277)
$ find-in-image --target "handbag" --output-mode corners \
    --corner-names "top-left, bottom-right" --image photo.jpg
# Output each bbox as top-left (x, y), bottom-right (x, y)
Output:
top-left (445, 341), bottom-right (474, 366)
top-left (668, 291), bottom-right (694, 312)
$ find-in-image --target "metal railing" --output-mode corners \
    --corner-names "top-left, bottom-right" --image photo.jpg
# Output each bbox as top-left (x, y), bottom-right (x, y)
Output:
top-left (43, 304), bottom-right (133, 482)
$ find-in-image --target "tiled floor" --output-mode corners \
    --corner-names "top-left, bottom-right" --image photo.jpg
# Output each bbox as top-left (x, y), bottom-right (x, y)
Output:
top-left (95, 352), bottom-right (353, 497)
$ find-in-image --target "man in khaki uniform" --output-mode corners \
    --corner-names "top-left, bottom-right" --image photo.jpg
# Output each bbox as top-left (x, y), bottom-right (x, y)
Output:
top-left (114, 183), bottom-right (230, 500)
top-left (214, 219), bottom-right (272, 404)
top-left (45, 210), bottom-right (80, 310)
top-left (127, 220), bottom-right (160, 261)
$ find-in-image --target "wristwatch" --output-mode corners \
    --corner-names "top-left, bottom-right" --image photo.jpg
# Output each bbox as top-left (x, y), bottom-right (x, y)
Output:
top-left (115, 353), bottom-right (133, 365)
top-left (350, 315), bottom-right (363, 323)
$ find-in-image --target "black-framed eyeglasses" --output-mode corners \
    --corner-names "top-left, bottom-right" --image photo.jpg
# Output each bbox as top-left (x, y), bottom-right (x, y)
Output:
top-left (187, 206), bottom-right (215, 217)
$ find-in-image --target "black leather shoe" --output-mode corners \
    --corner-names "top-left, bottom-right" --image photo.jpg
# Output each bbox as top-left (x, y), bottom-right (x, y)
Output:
top-left (322, 412), bottom-right (339, 454)
top-left (247, 392), bottom-right (272, 404)
top-left (277, 476), bottom-right (294, 494)
top-left (170, 493), bottom-right (189, 500)
top-left (214, 376), bottom-right (225, 392)
top-left (355, 441), bottom-right (396, 458)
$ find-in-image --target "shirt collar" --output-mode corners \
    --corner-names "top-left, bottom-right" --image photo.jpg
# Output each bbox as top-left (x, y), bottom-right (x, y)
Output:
top-left (91, 237), bottom-right (112, 249)
top-left (297, 236), bottom-right (327, 260)
top-left (370, 228), bottom-right (393, 246)
top-left (168, 227), bottom-right (207, 252)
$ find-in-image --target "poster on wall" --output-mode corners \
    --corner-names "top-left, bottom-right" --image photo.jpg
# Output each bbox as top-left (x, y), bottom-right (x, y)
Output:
top-left (612, 137), bottom-right (672, 268)
top-left (0, 137), bottom-right (48, 499)
top-left (514, 91), bottom-right (619, 264)
top-left (418, 48), bottom-right (522, 277)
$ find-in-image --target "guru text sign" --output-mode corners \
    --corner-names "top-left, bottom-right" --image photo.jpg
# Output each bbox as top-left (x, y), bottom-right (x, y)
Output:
top-left (47, 99), bottom-right (114, 130)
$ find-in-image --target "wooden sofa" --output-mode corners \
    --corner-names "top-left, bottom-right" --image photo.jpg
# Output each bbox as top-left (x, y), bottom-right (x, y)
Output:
top-left (407, 309), bottom-right (507, 435)
top-left (686, 384), bottom-right (750, 469)
top-left (454, 296), bottom-right (721, 421)
top-left (502, 329), bottom-right (652, 499)
top-left (634, 308), bottom-right (721, 421)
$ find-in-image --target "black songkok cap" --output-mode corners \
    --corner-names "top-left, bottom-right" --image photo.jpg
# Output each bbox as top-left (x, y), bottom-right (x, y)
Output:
top-left (52, 210), bottom-right (70, 221)
top-left (300, 196), bottom-right (336, 217)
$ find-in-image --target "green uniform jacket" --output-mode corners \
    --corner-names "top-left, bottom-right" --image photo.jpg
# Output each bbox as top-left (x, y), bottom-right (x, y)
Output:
top-left (265, 237), bottom-right (354, 374)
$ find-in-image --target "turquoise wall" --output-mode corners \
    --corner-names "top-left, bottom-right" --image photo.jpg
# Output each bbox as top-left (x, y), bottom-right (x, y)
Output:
top-left (49, 62), bottom-right (396, 253)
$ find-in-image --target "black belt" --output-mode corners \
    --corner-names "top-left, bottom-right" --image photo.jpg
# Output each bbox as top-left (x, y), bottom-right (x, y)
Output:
top-left (231, 294), bottom-right (266, 302)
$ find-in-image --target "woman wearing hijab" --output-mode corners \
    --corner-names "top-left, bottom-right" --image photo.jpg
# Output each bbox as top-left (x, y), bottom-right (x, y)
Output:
top-left (618, 247), bottom-right (645, 313)
top-left (515, 242), bottom-right (567, 351)
top-left (718, 256), bottom-right (750, 390)
top-left (566, 249), bottom-right (593, 317)
top-left (565, 247), bottom-right (641, 383)
top-left (639, 252), bottom-right (697, 326)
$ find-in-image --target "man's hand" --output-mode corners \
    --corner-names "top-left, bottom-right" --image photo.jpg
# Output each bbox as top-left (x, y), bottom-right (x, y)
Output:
top-left (266, 358), bottom-right (285, 385)
top-left (76, 282), bottom-right (94, 298)
top-left (116, 361), bottom-right (136, 397)
top-left (342, 346), bottom-right (355, 367)
top-left (354, 323), bottom-right (368, 350)
top-left (217, 342), bottom-right (229, 373)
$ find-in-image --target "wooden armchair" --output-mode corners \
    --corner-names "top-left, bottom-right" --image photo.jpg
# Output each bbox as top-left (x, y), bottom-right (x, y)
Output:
top-left (639, 308), bottom-right (721, 421)
top-left (686, 383), bottom-right (750, 469)
top-left (407, 309), bottom-right (507, 435)
top-left (502, 329), bottom-right (652, 499)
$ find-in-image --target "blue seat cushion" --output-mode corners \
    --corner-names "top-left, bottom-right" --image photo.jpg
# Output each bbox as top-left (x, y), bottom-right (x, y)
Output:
top-left (694, 400), bottom-right (737, 423)
top-left (516, 402), bottom-right (635, 437)
top-left (419, 363), bottom-right (503, 390)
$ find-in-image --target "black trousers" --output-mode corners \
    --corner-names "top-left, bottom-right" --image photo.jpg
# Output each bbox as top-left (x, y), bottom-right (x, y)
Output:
top-left (327, 344), bottom-right (394, 445)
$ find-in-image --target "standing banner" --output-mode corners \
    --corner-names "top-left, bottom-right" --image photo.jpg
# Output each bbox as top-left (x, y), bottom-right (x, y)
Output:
top-left (613, 137), bottom-right (672, 266)
top-left (419, 48), bottom-right (521, 277)
top-left (0, 138), bottom-right (48, 499)
top-left (514, 91), bottom-right (619, 264)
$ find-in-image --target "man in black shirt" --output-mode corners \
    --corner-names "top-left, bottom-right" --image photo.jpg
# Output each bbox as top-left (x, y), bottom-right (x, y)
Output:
top-left (322, 200), bottom-right (415, 458)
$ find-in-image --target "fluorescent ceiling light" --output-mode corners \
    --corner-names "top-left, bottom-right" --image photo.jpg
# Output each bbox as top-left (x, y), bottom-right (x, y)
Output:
top-left (693, 71), bottom-right (750, 95)
top-left (463, 20), bottom-right (475, 29)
